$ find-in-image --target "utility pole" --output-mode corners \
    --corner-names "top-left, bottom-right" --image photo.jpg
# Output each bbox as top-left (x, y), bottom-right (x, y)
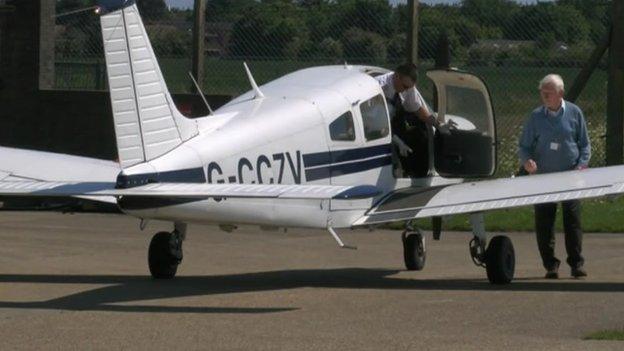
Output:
top-left (192, 0), bottom-right (206, 91)
top-left (607, 0), bottom-right (624, 165)
top-left (406, 0), bottom-right (419, 65)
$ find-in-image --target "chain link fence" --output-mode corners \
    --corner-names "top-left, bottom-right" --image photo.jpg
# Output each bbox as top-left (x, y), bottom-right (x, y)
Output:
top-left (54, 0), bottom-right (612, 176)
top-left (55, 0), bottom-right (192, 91)
top-left (443, 0), bottom-right (612, 176)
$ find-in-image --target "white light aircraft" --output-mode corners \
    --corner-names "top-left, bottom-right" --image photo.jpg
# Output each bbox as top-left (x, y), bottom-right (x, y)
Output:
top-left (2, 0), bottom-right (624, 284)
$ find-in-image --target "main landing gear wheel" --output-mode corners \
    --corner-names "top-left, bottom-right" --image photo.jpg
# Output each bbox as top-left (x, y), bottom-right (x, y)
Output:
top-left (484, 235), bottom-right (515, 284)
top-left (403, 230), bottom-right (426, 271)
top-left (148, 231), bottom-right (183, 279)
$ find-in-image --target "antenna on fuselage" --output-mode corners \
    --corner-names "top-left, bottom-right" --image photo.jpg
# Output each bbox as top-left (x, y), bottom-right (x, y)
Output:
top-left (188, 72), bottom-right (214, 115)
top-left (243, 62), bottom-right (265, 99)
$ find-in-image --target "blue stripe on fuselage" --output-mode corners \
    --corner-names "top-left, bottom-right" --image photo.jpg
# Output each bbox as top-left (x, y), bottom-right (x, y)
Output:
top-left (302, 144), bottom-right (392, 168)
top-left (302, 143), bottom-right (393, 181)
top-left (116, 167), bottom-right (206, 188)
top-left (304, 155), bottom-right (392, 181)
top-left (117, 143), bottom-right (393, 187)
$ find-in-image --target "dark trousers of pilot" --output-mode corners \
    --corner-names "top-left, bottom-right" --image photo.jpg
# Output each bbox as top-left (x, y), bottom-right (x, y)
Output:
top-left (392, 106), bottom-right (429, 178)
top-left (534, 200), bottom-right (584, 270)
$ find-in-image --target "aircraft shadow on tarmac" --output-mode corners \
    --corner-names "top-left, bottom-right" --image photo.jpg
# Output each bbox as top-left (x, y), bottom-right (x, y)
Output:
top-left (0, 268), bottom-right (623, 314)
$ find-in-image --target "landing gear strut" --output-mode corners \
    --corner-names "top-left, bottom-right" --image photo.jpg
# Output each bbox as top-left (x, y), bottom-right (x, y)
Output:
top-left (148, 222), bottom-right (186, 279)
top-left (402, 221), bottom-right (426, 271)
top-left (469, 213), bottom-right (515, 284)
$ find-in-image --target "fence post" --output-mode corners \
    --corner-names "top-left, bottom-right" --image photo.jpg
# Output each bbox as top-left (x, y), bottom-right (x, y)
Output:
top-left (566, 29), bottom-right (610, 103)
top-left (406, 0), bottom-right (419, 65)
top-left (607, 0), bottom-right (624, 165)
top-left (192, 0), bottom-right (206, 91)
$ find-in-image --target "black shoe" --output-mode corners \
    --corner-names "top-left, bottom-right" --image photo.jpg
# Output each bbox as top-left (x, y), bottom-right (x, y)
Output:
top-left (571, 267), bottom-right (587, 278)
top-left (545, 263), bottom-right (559, 279)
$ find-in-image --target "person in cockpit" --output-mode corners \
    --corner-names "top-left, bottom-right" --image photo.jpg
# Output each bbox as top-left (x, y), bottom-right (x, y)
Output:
top-left (375, 63), bottom-right (449, 177)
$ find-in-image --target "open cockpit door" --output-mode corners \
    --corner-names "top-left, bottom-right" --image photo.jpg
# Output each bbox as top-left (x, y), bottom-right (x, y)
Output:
top-left (427, 69), bottom-right (496, 178)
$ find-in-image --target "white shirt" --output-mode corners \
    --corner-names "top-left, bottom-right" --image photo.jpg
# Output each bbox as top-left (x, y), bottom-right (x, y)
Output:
top-left (374, 72), bottom-right (425, 113)
top-left (545, 100), bottom-right (566, 117)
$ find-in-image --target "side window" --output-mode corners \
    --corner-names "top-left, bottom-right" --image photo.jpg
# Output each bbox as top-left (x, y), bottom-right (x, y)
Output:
top-left (360, 94), bottom-right (389, 141)
top-left (329, 111), bottom-right (356, 141)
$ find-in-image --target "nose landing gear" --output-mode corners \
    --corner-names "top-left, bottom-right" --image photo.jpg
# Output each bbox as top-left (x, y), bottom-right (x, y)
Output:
top-left (402, 222), bottom-right (426, 271)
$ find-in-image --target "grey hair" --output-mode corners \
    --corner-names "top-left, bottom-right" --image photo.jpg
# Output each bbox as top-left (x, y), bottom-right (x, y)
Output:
top-left (539, 74), bottom-right (564, 93)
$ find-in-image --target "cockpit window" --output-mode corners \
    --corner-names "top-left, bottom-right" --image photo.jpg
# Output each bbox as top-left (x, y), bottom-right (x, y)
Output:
top-left (360, 94), bottom-right (389, 141)
top-left (329, 111), bottom-right (356, 141)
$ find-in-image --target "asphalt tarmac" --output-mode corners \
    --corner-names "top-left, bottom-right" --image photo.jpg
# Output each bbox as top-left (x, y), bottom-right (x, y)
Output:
top-left (1, 212), bottom-right (624, 350)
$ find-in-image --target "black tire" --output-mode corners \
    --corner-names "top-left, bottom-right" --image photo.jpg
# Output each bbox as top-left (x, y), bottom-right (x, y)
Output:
top-left (148, 231), bottom-right (181, 279)
top-left (485, 235), bottom-right (515, 284)
top-left (403, 231), bottom-right (426, 271)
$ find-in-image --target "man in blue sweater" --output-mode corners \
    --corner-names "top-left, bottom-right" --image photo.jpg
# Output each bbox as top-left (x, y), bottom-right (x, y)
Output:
top-left (518, 74), bottom-right (591, 279)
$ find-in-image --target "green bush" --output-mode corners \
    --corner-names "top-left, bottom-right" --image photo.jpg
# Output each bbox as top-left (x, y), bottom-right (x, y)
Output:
top-left (228, 2), bottom-right (309, 59)
top-left (341, 27), bottom-right (387, 63)
top-left (146, 25), bottom-right (191, 57)
top-left (317, 37), bottom-right (344, 60)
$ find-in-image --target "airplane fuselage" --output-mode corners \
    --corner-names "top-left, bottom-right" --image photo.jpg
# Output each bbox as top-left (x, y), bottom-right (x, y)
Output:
top-left (117, 66), bottom-right (399, 228)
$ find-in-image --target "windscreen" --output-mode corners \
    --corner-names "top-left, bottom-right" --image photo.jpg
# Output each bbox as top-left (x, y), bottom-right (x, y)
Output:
top-left (360, 94), bottom-right (389, 141)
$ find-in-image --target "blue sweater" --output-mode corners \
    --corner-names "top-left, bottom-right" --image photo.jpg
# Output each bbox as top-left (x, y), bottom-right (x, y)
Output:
top-left (518, 101), bottom-right (591, 174)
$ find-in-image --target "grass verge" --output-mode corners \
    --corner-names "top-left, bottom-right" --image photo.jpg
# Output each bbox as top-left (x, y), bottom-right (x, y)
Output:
top-left (584, 330), bottom-right (624, 341)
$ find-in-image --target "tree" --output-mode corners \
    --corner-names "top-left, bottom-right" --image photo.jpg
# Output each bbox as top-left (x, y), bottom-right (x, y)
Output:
top-left (137, 0), bottom-right (169, 21)
top-left (56, 0), bottom-right (89, 14)
top-left (418, 5), bottom-right (473, 60)
top-left (229, 2), bottom-right (310, 59)
top-left (536, 31), bottom-right (556, 50)
top-left (461, 0), bottom-right (520, 28)
top-left (506, 3), bottom-right (589, 44)
top-left (146, 25), bottom-right (191, 57)
top-left (453, 16), bottom-right (481, 47)
top-left (205, 0), bottom-right (257, 22)
top-left (341, 27), bottom-right (387, 63)
top-left (317, 37), bottom-right (344, 59)
top-left (557, 0), bottom-right (610, 45)
top-left (332, 0), bottom-right (395, 37)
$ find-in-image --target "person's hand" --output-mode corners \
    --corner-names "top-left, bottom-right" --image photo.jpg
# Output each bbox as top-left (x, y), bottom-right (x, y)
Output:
top-left (392, 135), bottom-right (414, 157)
top-left (393, 136), bottom-right (413, 157)
top-left (426, 114), bottom-right (453, 136)
top-left (425, 113), bottom-right (437, 125)
top-left (435, 123), bottom-right (452, 136)
top-left (523, 159), bottom-right (537, 174)
top-left (576, 164), bottom-right (588, 171)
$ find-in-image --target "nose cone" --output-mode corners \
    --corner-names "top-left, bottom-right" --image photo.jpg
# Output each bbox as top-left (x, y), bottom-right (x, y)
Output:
top-left (96, 0), bottom-right (136, 14)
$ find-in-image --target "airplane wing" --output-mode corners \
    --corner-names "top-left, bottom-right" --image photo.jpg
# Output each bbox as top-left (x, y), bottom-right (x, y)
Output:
top-left (355, 166), bottom-right (624, 225)
top-left (0, 146), bottom-right (120, 205)
top-left (0, 181), bottom-right (381, 201)
top-left (0, 147), bottom-right (377, 202)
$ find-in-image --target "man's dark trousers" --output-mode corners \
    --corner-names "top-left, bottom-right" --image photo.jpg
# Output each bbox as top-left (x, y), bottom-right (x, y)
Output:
top-left (534, 200), bottom-right (584, 270)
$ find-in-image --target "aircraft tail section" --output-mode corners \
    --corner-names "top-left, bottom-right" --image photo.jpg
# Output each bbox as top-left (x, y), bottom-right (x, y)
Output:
top-left (99, 1), bottom-right (197, 169)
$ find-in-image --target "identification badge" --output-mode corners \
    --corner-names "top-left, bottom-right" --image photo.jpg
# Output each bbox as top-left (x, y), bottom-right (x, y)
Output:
top-left (550, 142), bottom-right (560, 151)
